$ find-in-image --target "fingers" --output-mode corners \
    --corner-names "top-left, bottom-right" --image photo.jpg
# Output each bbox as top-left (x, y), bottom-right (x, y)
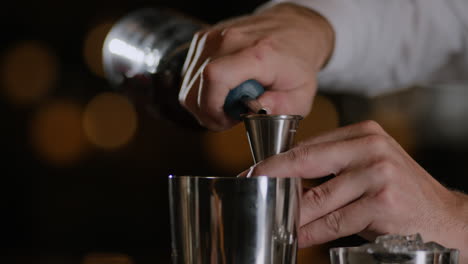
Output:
top-left (216, 27), bottom-right (260, 57)
top-left (196, 43), bottom-right (280, 127)
top-left (179, 28), bottom-right (266, 130)
top-left (256, 82), bottom-right (316, 116)
top-left (249, 133), bottom-right (391, 179)
top-left (179, 8), bottom-right (326, 130)
top-left (298, 195), bottom-right (376, 247)
top-left (238, 121), bottom-right (394, 179)
top-left (196, 40), bottom-right (318, 129)
top-left (237, 119), bottom-right (432, 247)
top-left (299, 167), bottom-right (373, 227)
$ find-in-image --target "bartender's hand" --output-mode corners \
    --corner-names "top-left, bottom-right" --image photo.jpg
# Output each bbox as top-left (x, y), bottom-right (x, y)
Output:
top-left (179, 3), bottom-right (334, 131)
top-left (239, 120), bottom-right (468, 258)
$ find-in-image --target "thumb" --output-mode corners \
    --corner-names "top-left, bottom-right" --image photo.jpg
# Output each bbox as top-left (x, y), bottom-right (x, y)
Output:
top-left (257, 80), bottom-right (317, 116)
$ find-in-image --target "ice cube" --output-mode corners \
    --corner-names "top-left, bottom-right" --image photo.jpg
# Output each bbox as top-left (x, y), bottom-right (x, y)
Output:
top-left (423, 241), bottom-right (447, 252)
top-left (374, 233), bottom-right (424, 252)
top-left (330, 233), bottom-right (458, 264)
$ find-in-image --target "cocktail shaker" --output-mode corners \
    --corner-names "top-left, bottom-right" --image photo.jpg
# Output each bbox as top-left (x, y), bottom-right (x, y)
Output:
top-left (169, 176), bottom-right (301, 264)
top-left (102, 8), bottom-right (203, 127)
top-left (103, 8), bottom-right (269, 126)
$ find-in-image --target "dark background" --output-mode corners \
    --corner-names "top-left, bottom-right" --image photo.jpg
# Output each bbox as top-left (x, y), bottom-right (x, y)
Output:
top-left (1, 0), bottom-right (265, 263)
top-left (2, 0), bottom-right (468, 263)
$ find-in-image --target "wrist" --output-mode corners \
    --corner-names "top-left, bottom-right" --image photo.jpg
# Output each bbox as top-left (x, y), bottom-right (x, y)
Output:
top-left (444, 190), bottom-right (468, 262)
top-left (259, 3), bottom-right (335, 71)
top-left (417, 189), bottom-right (468, 262)
top-left (303, 5), bottom-right (335, 71)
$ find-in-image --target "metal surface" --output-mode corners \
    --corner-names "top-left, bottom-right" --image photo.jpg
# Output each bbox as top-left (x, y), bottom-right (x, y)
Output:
top-left (243, 98), bottom-right (268, 115)
top-left (102, 9), bottom-right (267, 124)
top-left (243, 115), bottom-right (303, 163)
top-left (102, 8), bottom-right (203, 127)
top-left (103, 8), bottom-right (201, 88)
top-left (330, 246), bottom-right (459, 264)
top-left (169, 176), bottom-right (301, 264)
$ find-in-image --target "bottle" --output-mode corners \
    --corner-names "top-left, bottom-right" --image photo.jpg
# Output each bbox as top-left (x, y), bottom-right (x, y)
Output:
top-left (102, 8), bottom-right (204, 128)
top-left (103, 8), bottom-right (267, 129)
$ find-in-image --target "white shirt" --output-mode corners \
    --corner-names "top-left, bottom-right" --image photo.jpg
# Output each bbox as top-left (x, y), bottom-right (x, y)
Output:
top-left (264, 0), bottom-right (468, 96)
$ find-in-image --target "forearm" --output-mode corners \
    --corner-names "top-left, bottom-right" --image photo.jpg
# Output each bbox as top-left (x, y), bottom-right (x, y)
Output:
top-left (421, 189), bottom-right (468, 263)
top-left (448, 191), bottom-right (468, 263)
top-left (262, 0), bottom-right (466, 96)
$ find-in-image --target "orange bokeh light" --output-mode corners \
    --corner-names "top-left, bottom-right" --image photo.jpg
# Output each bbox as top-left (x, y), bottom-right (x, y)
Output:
top-left (31, 100), bottom-right (87, 165)
top-left (298, 245), bottom-right (331, 264)
top-left (295, 95), bottom-right (339, 143)
top-left (1, 41), bottom-right (58, 105)
top-left (370, 108), bottom-right (415, 153)
top-left (82, 253), bottom-right (134, 264)
top-left (83, 92), bottom-right (138, 149)
top-left (83, 22), bottom-right (113, 78)
top-left (203, 123), bottom-right (253, 174)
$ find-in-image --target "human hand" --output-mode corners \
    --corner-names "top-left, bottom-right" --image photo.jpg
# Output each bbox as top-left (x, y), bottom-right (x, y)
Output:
top-left (239, 120), bottom-right (468, 258)
top-left (179, 3), bottom-right (334, 131)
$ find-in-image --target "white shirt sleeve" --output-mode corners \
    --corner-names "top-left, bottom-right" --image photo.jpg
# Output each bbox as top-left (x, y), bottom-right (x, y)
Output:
top-left (261, 0), bottom-right (468, 96)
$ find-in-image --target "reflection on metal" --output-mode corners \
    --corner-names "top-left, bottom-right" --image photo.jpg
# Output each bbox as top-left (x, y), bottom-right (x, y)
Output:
top-left (243, 98), bottom-right (268, 115)
top-left (108, 38), bottom-right (146, 66)
top-left (243, 115), bottom-right (303, 163)
top-left (102, 8), bottom-right (203, 127)
top-left (169, 176), bottom-right (301, 264)
top-left (102, 8), bottom-right (201, 87)
top-left (83, 22), bottom-right (113, 78)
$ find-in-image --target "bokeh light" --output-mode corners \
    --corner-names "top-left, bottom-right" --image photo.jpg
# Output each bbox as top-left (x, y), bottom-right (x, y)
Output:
top-left (83, 92), bottom-right (138, 149)
top-left (370, 108), bottom-right (415, 153)
top-left (298, 245), bottom-right (330, 264)
top-left (82, 253), bottom-right (134, 264)
top-left (1, 41), bottom-right (58, 105)
top-left (295, 95), bottom-right (339, 143)
top-left (31, 100), bottom-right (87, 165)
top-left (83, 22), bottom-right (114, 78)
top-left (203, 123), bottom-right (253, 174)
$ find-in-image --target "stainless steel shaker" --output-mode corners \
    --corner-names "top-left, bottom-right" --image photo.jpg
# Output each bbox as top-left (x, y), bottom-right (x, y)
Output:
top-left (169, 176), bottom-right (301, 264)
top-left (102, 8), bottom-right (203, 127)
top-left (102, 8), bottom-right (279, 127)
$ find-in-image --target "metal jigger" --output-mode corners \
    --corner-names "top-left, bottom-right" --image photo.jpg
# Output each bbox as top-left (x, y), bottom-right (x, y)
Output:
top-left (243, 114), bottom-right (303, 163)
